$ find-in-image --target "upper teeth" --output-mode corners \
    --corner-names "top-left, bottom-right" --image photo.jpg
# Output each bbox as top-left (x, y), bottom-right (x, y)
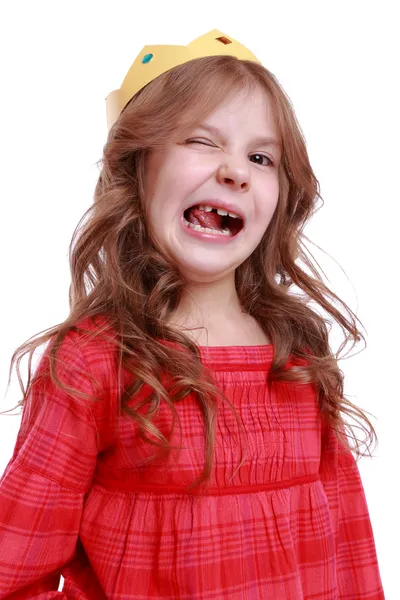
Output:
top-left (198, 205), bottom-right (241, 219)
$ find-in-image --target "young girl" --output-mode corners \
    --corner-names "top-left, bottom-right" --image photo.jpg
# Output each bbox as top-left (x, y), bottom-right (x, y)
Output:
top-left (0, 29), bottom-right (385, 599)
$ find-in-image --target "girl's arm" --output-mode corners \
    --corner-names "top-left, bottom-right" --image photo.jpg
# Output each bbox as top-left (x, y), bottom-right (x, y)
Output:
top-left (0, 333), bottom-right (103, 599)
top-left (319, 420), bottom-right (385, 598)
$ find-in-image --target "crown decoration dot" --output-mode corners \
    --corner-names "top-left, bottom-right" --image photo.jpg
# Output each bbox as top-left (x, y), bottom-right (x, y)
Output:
top-left (105, 29), bottom-right (262, 131)
top-left (142, 53), bottom-right (153, 64)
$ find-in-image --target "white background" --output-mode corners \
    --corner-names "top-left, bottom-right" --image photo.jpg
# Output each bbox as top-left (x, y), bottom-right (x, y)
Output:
top-left (0, 1), bottom-right (398, 596)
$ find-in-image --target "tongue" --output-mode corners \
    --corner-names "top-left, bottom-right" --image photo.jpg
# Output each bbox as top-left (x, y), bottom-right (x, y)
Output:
top-left (187, 207), bottom-right (223, 231)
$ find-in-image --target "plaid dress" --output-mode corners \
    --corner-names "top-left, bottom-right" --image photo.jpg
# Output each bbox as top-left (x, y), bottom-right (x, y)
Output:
top-left (0, 316), bottom-right (385, 598)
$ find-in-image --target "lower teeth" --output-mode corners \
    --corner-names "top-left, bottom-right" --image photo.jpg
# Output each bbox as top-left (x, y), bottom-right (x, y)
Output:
top-left (183, 217), bottom-right (231, 237)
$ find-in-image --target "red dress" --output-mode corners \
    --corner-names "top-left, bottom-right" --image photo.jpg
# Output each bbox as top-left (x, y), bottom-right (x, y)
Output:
top-left (0, 317), bottom-right (385, 599)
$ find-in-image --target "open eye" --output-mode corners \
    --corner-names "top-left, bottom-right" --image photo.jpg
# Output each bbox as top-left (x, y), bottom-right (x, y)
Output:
top-left (250, 153), bottom-right (274, 167)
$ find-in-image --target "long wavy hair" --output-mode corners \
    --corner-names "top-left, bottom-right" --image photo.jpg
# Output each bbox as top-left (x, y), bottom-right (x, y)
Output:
top-left (2, 55), bottom-right (378, 490)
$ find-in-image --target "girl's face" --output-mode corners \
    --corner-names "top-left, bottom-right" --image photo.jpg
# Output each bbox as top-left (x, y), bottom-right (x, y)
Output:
top-left (144, 86), bottom-right (282, 283)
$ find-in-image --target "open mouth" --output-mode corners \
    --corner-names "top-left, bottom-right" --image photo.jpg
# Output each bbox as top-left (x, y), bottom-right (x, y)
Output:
top-left (183, 205), bottom-right (244, 237)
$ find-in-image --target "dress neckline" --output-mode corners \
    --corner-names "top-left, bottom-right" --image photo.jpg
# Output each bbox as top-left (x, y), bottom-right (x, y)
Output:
top-left (158, 338), bottom-right (274, 369)
top-left (197, 343), bottom-right (274, 367)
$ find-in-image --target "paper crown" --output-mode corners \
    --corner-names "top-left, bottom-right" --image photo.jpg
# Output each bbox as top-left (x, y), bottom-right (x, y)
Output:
top-left (105, 29), bottom-right (262, 131)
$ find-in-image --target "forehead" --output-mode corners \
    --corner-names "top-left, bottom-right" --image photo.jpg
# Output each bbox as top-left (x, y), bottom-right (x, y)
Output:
top-left (197, 84), bottom-right (274, 121)
top-left (192, 87), bottom-right (281, 149)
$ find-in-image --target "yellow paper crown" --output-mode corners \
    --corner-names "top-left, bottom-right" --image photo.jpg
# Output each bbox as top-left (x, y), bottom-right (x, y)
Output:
top-left (105, 29), bottom-right (262, 131)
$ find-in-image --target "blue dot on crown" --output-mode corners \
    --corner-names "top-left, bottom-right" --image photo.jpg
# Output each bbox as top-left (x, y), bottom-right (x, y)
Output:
top-left (142, 53), bottom-right (153, 64)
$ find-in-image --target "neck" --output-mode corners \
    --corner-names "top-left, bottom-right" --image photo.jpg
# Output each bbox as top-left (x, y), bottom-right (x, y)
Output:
top-left (168, 273), bottom-right (245, 332)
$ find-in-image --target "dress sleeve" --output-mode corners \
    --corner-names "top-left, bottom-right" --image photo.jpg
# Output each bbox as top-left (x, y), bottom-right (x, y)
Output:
top-left (319, 420), bottom-right (386, 598)
top-left (0, 333), bottom-right (100, 599)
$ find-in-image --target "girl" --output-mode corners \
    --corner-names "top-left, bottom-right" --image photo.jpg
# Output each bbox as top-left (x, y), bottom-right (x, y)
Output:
top-left (0, 29), bottom-right (385, 599)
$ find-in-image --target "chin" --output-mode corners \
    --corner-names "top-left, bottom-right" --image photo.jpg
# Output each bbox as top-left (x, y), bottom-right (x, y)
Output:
top-left (178, 261), bottom-right (239, 280)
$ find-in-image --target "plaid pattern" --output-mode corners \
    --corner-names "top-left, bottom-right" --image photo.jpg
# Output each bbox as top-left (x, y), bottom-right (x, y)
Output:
top-left (0, 317), bottom-right (385, 598)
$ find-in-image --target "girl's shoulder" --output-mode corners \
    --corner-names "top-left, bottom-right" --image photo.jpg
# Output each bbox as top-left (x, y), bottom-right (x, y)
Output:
top-left (65, 313), bottom-right (122, 390)
top-left (64, 313), bottom-right (121, 357)
top-left (38, 314), bottom-right (121, 424)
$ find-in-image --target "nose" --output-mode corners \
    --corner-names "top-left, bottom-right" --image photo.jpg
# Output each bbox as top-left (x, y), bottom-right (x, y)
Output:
top-left (216, 161), bottom-right (250, 191)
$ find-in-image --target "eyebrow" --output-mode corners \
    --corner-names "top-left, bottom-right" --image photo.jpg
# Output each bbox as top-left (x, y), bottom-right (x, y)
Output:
top-left (197, 123), bottom-right (282, 151)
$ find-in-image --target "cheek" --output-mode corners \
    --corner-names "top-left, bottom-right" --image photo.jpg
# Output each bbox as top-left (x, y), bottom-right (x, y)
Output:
top-left (255, 188), bottom-right (279, 224)
top-left (178, 150), bottom-right (218, 181)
